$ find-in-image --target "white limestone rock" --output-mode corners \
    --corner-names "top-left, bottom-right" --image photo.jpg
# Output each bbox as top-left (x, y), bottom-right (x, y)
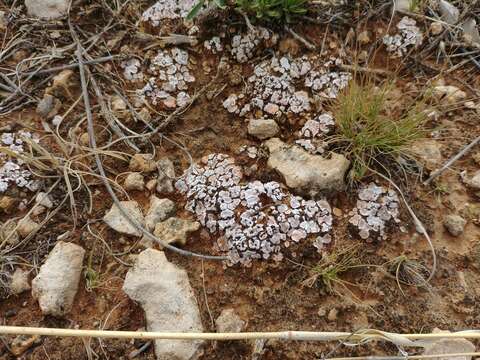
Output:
top-left (31, 242), bottom-right (85, 316)
top-left (122, 249), bottom-right (204, 360)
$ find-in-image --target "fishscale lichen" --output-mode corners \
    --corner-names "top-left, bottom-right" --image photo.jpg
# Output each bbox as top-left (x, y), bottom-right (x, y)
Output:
top-left (383, 17), bottom-right (423, 57)
top-left (348, 183), bottom-right (400, 240)
top-left (175, 154), bottom-right (333, 265)
top-left (0, 131), bottom-right (40, 193)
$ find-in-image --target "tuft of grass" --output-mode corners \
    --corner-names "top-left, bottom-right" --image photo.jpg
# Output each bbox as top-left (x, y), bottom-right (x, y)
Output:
top-left (188, 0), bottom-right (307, 22)
top-left (302, 244), bottom-right (363, 294)
top-left (84, 251), bottom-right (100, 292)
top-left (329, 81), bottom-right (428, 182)
top-left (386, 255), bottom-right (431, 295)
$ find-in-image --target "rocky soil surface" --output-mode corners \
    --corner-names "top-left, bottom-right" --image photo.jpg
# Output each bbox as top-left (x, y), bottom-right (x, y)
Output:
top-left (1, 0), bottom-right (480, 359)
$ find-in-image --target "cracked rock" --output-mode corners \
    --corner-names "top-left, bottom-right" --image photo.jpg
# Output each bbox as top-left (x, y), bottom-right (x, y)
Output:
top-left (247, 119), bottom-right (280, 140)
top-left (145, 196), bottom-right (176, 231)
top-left (32, 241), bottom-right (85, 316)
top-left (265, 138), bottom-right (350, 196)
top-left (123, 249), bottom-right (204, 360)
top-left (153, 217), bottom-right (200, 246)
top-left (103, 201), bottom-right (145, 237)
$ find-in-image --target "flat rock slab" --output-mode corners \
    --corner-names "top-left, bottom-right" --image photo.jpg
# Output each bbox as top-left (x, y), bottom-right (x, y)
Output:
top-left (32, 241), bottom-right (85, 317)
top-left (103, 200), bottom-right (145, 237)
top-left (123, 249), bottom-right (204, 360)
top-left (265, 138), bottom-right (350, 197)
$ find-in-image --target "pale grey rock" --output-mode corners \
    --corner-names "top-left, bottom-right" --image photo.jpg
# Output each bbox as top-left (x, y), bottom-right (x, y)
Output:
top-left (156, 158), bottom-right (175, 193)
top-left (145, 196), bottom-right (176, 231)
top-left (247, 119), bottom-right (279, 140)
top-left (443, 214), bottom-right (466, 237)
top-left (215, 309), bottom-right (245, 333)
top-left (153, 217), bottom-right (200, 246)
top-left (9, 268), bottom-right (30, 295)
top-left (25, 0), bottom-right (68, 19)
top-left (103, 201), bottom-right (145, 237)
top-left (438, 0), bottom-right (459, 25)
top-left (35, 192), bottom-right (53, 209)
top-left (122, 249), bottom-right (204, 360)
top-left (463, 170), bottom-right (480, 190)
top-left (265, 138), bottom-right (350, 196)
top-left (410, 140), bottom-right (442, 169)
top-left (124, 172), bottom-right (145, 191)
top-left (16, 216), bottom-right (39, 238)
top-left (31, 242), bottom-right (85, 316)
top-left (423, 338), bottom-right (476, 360)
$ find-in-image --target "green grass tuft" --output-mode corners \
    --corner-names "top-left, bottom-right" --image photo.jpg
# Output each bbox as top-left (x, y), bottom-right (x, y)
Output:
top-left (188, 0), bottom-right (308, 22)
top-left (329, 81), bottom-right (428, 182)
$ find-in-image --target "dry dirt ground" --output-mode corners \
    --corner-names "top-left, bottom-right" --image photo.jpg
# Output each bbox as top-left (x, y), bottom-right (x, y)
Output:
top-left (1, 0), bottom-right (480, 359)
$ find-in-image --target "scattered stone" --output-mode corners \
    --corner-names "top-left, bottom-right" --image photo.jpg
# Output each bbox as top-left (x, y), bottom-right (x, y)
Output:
top-left (462, 170), bottom-right (480, 190)
top-left (10, 335), bottom-right (40, 356)
top-left (0, 220), bottom-right (19, 246)
top-left (433, 85), bottom-right (466, 103)
top-left (423, 338), bottom-right (475, 360)
top-left (383, 17), bottom-right (423, 57)
top-left (438, 0), bottom-right (459, 25)
top-left (111, 95), bottom-right (127, 112)
top-left (215, 309), bottom-right (246, 333)
top-left (103, 201), bottom-right (145, 237)
top-left (247, 119), bottom-right (280, 140)
top-left (122, 249), bottom-right (204, 360)
top-left (9, 268), bottom-right (30, 295)
top-left (79, 133), bottom-right (90, 146)
top-left (129, 154), bottom-right (157, 173)
top-left (0, 11), bottom-right (7, 30)
top-left (443, 214), bottom-right (466, 237)
top-left (36, 94), bottom-right (60, 118)
top-left (35, 192), bottom-right (53, 208)
top-left (156, 158), bottom-right (175, 193)
top-left (327, 308), bottom-right (338, 321)
top-left (145, 196), bottom-right (176, 231)
top-left (32, 241), bottom-right (85, 316)
top-left (265, 138), bottom-right (350, 196)
top-left (357, 31), bottom-right (371, 44)
top-left (153, 217), bottom-right (200, 246)
top-left (464, 101), bottom-right (477, 109)
top-left (0, 195), bottom-right (15, 212)
top-left (124, 172), bottom-right (145, 191)
top-left (17, 216), bottom-right (40, 238)
top-left (45, 70), bottom-right (74, 98)
top-left (278, 37), bottom-right (300, 56)
top-left (410, 140), bottom-right (442, 169)
top-left (25, 0), bottom-right (68, 19)
top-left (430, 22), bottom-right (443, 35)
top-left (146, 179), bottom-right (158, 191)
top-left (348, 183), bottom-right (401, 241)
